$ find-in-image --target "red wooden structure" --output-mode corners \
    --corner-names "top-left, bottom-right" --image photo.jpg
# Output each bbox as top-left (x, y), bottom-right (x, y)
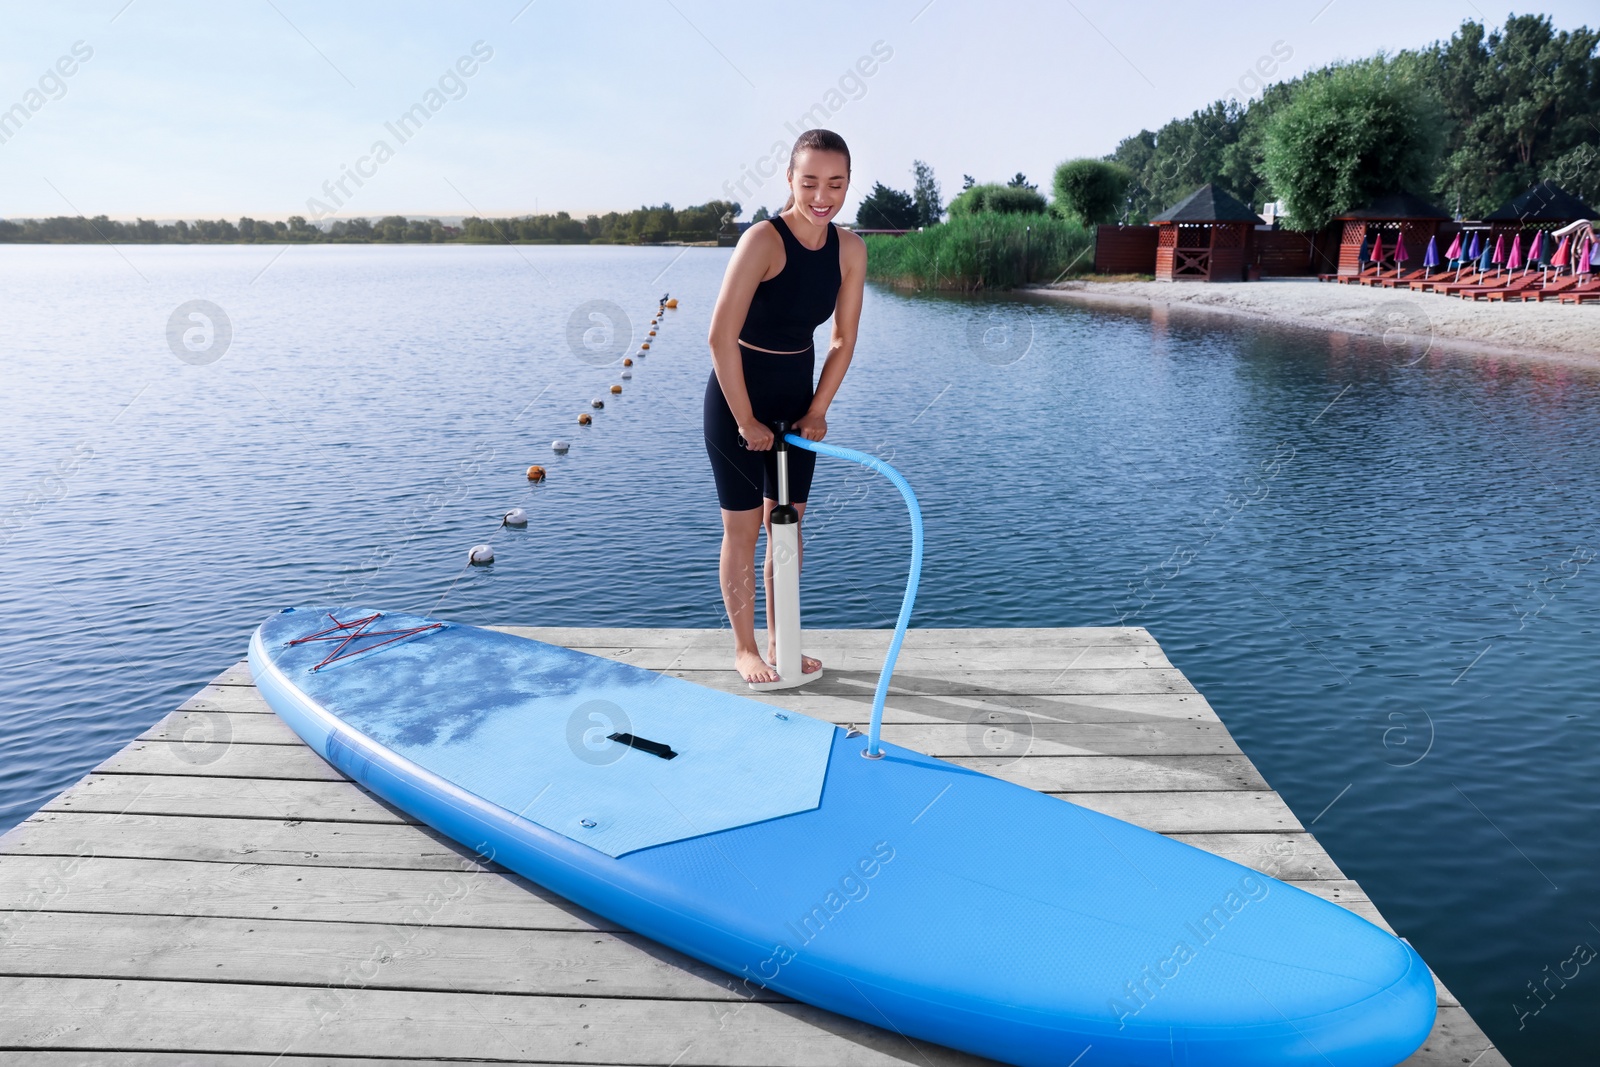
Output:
top-left (1484, 181), bottom-right (1596, 247)
top-left (1330, 193), bottom-right (1450, 279)
top-left (1150, 185), bottom-right (1260, 282)
top-left (1093, 225), bottom-right (1158, 274)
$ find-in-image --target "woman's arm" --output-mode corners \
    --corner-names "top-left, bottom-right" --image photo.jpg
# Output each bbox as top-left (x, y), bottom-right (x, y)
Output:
top-left (794, 228), bottom-right (867, 442)
top-left (707, 222), bottom-right (782, 450)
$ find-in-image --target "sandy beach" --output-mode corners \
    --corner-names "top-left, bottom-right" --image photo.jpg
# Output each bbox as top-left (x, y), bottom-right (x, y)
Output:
top-left (1029, 277), bottom-right (1598, 367)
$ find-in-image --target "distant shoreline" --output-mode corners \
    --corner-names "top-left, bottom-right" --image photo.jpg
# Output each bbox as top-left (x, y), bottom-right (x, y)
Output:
top-left (1025, 278), bottom-right (1600, 370)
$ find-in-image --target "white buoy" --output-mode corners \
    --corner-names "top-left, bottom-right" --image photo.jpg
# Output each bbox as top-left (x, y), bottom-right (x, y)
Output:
top-left (591, 398), bottom-right (605, 409)
top-left (620, 370), bottom-right (632, 380)
top-left (502, 508), bottom-right (528, 527)
top-left (468, 544), bottom-right (494, 565)
top-left (552, 440), bottom-right (570, 454)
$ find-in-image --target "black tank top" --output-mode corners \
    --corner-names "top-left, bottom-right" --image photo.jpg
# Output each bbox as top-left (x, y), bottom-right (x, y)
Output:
top-left (738, 215), bottom-right (842, 351)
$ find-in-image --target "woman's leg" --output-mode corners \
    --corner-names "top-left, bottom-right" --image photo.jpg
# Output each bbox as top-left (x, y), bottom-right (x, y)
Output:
top-left (720, 506), bottom-right (778, 684)
top-left (761, 500), bottom-right (822, 675)
top-left (706, 366), bottom-right (778, 683)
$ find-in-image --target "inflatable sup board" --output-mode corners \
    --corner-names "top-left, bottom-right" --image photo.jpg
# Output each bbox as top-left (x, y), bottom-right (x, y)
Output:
top-left (249, 606), bottom-right (1436, 1067)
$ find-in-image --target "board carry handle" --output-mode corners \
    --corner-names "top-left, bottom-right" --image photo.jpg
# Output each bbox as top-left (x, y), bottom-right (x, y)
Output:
top-left (783, 432), bottom-right (923, 759)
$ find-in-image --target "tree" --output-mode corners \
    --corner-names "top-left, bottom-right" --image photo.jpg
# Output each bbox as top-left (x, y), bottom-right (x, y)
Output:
top-left (855, 181), bottom-right (919, 229)
top-left (961, 174), bottom-right (976, 191)
top-left (911, 159), bottom-right (942, 226)
top-left (1546, 142), bottom-right (1600, 206)
top-left (751, 206), bottom-right (769, 222)
top-left (1261, 58), bottom-right (1444, 230)
top-left (1109, 100), bottom-right (1249, 220)
top-left (1423, 15), bottom-right (1600, 216)
top-left (1052, 159), bottom-right (1133, 225)
top-left (1007, 172), bottom-right (1036, 190)
top-left (947, 182), bottom-right (1048, 217)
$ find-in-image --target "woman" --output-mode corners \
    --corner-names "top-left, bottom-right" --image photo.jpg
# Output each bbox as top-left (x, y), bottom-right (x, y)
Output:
top-left (704, 129), bottom-right (866, 684)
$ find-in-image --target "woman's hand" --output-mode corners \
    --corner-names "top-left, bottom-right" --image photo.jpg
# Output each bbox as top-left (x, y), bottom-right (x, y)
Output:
top-left (793, 410), bottom-right (827, 442)
top-left (737, 419), bottom-right (774, 451)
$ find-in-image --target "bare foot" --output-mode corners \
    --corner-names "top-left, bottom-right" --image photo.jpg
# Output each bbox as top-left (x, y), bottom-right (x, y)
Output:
top-left (737, 648), bottom-right (779, 684)
top-left (767, 647), bottom-right (823, 675)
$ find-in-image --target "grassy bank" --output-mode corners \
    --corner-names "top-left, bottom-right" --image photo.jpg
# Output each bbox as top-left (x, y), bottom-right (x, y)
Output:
top-left (862, 213), bottom-right (1093, 291)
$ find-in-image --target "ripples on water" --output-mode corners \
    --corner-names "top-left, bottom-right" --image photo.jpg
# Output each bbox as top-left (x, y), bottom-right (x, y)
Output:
top-left (2, 245), bottom-right (1596, 1060)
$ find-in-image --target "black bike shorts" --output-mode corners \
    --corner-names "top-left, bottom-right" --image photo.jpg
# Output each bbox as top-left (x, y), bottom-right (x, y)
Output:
top-left (703, 341), bottom-right (817, 512)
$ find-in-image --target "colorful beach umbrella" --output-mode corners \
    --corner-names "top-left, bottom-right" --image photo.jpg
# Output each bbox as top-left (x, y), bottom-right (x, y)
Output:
top-left (1394, 232), bottom-right (1410, 264)
top-left (1358, 233), bottom-right (1372, 265)
top-left (1371, 233), bottom-right (1385, 265)
top-left (1591, 236), bottom-right (1600, 268)
top-left (1423, 235), bottom-right (1440, 275)
top-left (1507, 233), bottom-right (1523, 271)
top-left (1579, 238), bottom-right (1592, 276)
top-left (1530, 230), bottom-right (1545, 263)
top-left (1445, 232), bottom-right (1462, 261)
top-left (1477, 238), bottom-right (1494, 272)
top-left (1466, 232), bottom-right (1482, 261)
top-left (1551, 234), bottom-right (1571, 270)
top-left (1491, 234), bottom-right (1506, 277)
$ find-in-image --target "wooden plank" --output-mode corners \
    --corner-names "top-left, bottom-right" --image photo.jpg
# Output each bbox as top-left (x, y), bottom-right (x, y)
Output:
top-left (0, 1056), bottom-right (630, 1067)
top-left (748, 689), bottom-right (1224, 725)
top-left (44, 775), bottom-right (1301, 844)
top-left (0, 812), bottom-right (476, 871)
top-left (947, 754), bottom-right (1267, 792)
top-left (1066, 790), bottom-right (1303, 833)
top-left (181, 683), bottom-right (273, 713)
top-left (41, 774), bottom-right (411, 824)
top-left (191, 675), bottom-right (1225, 726)
top-left (889, 720), bottom-right (1240, 756)
top-left (1400, 1006), bottom-right (1509, 1065)
top-left (662, 667), bottom-right (1198, 697)
top-left (0, 855), bottom-right (607, 930)
top-left (0, 976), bottom-right (993, 1065)
top-left (2, 898), bottom-right (1460, 1012)
top-left (95, 739), bottom-right (1270, 794)
top-left (0, 910), bottom-right (778, 1001)
top-left (4, 785), bottom-right (1300, 871)
top-left (141, 709), bottom-right (305, 745)
top-left (560, 644), bottom-right (1172, 672)
top-left (139, 710), bottom-right (1244, 757)
top-left (210, 661), bottom-right (254, 687)
top-left (94, 741), bottom-right (346, 781)
top-left (1168, 832), bottom-right (1344, 880)
top-left (490, 625), bottom-right (1155, 649)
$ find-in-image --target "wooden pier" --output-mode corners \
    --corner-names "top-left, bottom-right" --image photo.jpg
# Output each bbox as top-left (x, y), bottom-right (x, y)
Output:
top-left (0, 626), bottom-right (1503, 1064)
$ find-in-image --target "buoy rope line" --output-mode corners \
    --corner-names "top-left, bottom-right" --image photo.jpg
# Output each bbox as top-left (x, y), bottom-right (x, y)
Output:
top-left (429, 295), bottom-right (677, 616)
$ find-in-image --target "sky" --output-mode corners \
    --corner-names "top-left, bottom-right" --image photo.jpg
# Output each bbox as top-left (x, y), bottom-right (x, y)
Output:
top-left (0, 1), bottom-right (1592, 223)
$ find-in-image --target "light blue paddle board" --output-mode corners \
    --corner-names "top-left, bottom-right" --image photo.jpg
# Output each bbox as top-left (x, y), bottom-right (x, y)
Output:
top-left (249, 606), bottom-right (1435, 1067)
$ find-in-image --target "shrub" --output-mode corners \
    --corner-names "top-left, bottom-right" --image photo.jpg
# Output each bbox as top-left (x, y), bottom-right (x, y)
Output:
top-left (1052, 159), bottom-right (1134, 225)
top-left (861, 212), bottom-right (1092, 290)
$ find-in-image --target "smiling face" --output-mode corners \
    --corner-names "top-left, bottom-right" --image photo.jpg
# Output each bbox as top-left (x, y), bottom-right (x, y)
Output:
top-left (787, 148), bottom-right (850, 224)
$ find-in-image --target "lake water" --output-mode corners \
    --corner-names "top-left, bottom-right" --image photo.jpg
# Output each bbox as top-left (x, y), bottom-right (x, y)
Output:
top-left (3, 244), bottom-right (1597, 1061)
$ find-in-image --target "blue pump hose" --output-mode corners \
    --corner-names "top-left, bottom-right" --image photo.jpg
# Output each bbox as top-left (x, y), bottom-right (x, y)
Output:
top-left (783, 433), bottom-right (922, 758)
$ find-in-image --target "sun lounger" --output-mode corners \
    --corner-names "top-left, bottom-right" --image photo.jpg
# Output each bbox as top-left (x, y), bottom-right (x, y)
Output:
top-left (1555, 279), bottom-right (1600, 304)
top-left (1521, 276), bottom-right (1587, 303)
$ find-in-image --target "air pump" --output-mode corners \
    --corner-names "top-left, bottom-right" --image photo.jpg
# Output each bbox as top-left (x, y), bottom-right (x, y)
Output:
top-left (747, 426), bottom-right (925, 762)
top-left (749, 420), bottom-right (822, 692)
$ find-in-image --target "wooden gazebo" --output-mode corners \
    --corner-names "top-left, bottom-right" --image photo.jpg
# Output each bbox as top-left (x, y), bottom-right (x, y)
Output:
top-left (1150, 184), bottom-right (1260, 282)
top-left (1330, 193), bottom-right (1450, 278)
top-left (1485, 181), bottom-right (1596, 245)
